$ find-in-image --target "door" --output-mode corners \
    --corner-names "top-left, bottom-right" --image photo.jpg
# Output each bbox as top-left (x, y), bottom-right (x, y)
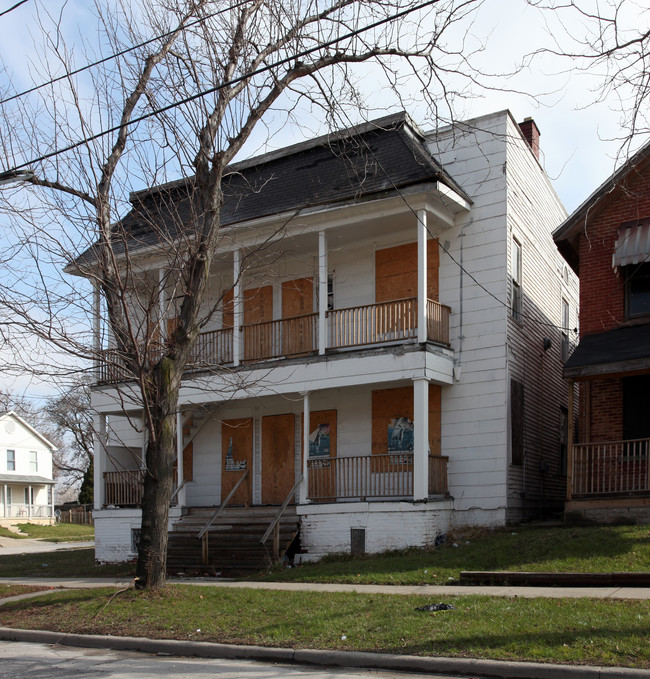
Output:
top-left (282, 277), bottom-right (314, 355)
top-left (221, 418), bottom-right (253, 506)
top-left (262, 413), bottom-right (295, 504)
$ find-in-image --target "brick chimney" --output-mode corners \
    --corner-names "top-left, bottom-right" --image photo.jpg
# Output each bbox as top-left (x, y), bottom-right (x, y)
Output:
top-left (519, 117), bottom-right (540, 160)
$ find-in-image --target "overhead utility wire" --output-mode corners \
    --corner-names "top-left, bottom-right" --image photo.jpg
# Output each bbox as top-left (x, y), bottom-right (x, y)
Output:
top-left (5, 0), bottom-right (441, 173)
top-left (0, 0), bottom-right (252, 105)
top-left (0, 0), bottom-right (28, 19)
top-left (331, 107), bottom-right (578, 335)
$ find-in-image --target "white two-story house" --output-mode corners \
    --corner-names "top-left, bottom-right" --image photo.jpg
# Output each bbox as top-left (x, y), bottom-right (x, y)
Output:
top-left (0, 411), bottom-right (56, 525)
top-left (80, 110), bottom-right (578, 566)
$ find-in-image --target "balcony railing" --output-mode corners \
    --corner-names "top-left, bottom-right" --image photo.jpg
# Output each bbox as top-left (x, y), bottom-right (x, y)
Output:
top-left (571, 439), bottom-right (650, 497)
top-left (307, 453), bottom-right (448, 501)
top-left (97, 298), bottom-right (451, 383)
top-left (104, 469), bottom-right (146, 507)
top-left (0, 504), bottom-right (53, 518)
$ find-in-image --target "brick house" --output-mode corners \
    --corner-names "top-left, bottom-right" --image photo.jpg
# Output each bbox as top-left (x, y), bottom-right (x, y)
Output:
top-left (554, 140), bottom-right (650, 523)
top-left (79, 111), bottom-right (577, 567)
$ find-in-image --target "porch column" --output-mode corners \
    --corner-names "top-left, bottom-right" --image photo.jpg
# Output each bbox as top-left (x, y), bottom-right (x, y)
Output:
top-left (28, 486), bottom-right (32, 518)
top-left (417, 209), bottom-right (428, 344)
top-left (567, 380), bottom-right (575, 501)
top-left (300, 391), bottom-right (310, 504)
top-left (93, 281), bottom-right (101, 379)
top-left (413, 377), bottom-right (429, 501)
top-left (233, 249), bottom-right (242, 367)
top-left (94, 413), bottom-right (107, 510)
top-left (176, 410), bottom-right (186, 506)
top-left (3, 484), bottom-right (7, 519)
top-left (318, 231), bottom-right (328, 355)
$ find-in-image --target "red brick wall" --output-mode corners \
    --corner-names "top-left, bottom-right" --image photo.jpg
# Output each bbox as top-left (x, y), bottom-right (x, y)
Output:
top-left (583, 378), bottom-right (623, 442)
top-left (578, 161), bottom-right (650, 335)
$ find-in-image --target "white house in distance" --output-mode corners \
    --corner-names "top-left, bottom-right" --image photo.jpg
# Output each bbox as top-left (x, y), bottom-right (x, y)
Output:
top-left (77, 110), bottom-right (578, 567)
top-left (0, 411), bottom-right (56, 525)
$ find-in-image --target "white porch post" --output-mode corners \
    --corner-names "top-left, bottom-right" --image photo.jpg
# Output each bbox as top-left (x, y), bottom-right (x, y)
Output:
top-left (300, 391), bottom-right (310, 504)
top-left (94, 413), bottom-right (107, 510)
top-left (27, 485), bottom-right (32, 518)
top-left (93, 281), bottom-right (101, 379)
top-left (413, 377), bottom-right (429, 501)
top-left (3, 484), bottom-right (7, 518)
top-left (318, 231), bottom-right (328, 355)
top-left (176, 410), bottom-right (186, 506)
top-left (417, 209), bottom-right (428, 344)
top-left (233, 250), bottom-right (242, 367)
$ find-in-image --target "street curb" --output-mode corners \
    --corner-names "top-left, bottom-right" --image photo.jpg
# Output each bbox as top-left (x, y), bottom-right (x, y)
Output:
top-left (0, 627), bottom-right (646, 679)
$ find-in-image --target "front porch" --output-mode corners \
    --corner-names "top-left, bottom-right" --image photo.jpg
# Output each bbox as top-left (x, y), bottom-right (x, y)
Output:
top-left (103, 452), bottom-right (449, 508)
top-left (566, 438), bottom-right (650, 523)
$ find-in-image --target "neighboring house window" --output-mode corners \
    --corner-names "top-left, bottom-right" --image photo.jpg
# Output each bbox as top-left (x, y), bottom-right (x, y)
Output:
top-left (511, 238), bottom-right (522, 321)
top-left (29, 451), bottom-right (38, 473)
top-left (561, 299), bottom-right (570, 362)
top-left (625, 263), bottom-right (650, 319)
top-left (6, 450), bottom-right (15, 471)
top-left (510, 379), bottom-right (525, 465)
top-left (47, 486), bottom-right (53, 505)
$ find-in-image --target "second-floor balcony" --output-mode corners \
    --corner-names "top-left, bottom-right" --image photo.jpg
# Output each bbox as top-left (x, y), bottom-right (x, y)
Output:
top-left (98, 297), bottom-right (450, 384)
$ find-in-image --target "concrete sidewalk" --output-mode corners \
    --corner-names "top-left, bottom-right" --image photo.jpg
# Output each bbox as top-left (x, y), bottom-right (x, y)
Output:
top-left (0, 577), bottom-right (649, 679)
top-left (0, 575), bottom-right (650, 599)
top-left (0, 536), bottom-right (94, 555)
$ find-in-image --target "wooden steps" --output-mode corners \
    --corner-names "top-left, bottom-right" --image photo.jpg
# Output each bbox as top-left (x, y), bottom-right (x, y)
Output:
top-left (166, 505), bottom-right (299, 576)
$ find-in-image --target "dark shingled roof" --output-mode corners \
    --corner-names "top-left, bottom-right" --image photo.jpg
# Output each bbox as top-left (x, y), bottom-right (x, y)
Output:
top-left (563, 324), bottom-right (650, 379)
top-left (71, 113), bottom-right (468, 269)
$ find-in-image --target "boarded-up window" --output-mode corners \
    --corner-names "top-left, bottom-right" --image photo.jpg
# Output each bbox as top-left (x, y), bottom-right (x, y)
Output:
top-left (510, 379), bottom-right (524, 466)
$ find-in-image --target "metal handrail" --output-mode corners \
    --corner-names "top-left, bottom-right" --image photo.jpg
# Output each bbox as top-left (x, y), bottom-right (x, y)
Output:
top-left (260, 475), bottom-right (303, 547)
top-left (170, 478), bottom-right (188, 505)
top-left (197, 468), bottom-right (250, 540)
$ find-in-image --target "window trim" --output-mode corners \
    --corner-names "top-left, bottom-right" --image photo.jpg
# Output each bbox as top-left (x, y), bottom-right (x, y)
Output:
top-left (624, 262), bottom-right (650, 320)
top-left (511, 237), bottom-right (523, 322)
top-left (29, 450), bottom-right (38, 473)
top-left (6, 449), bottom-right (15, 472)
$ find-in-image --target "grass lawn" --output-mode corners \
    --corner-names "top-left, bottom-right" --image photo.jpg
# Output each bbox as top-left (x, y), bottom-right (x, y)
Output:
top-left (0, 549), bottom-right (134, 578)
top-left (0, 585), bottom-right (648, 669)
top-left (14, 523), bottom-right (94, 542)
top-left (260, 524), bottom-right (650, 585)
top-left (0, 527), bottom-right (26, 539)
top-left (0, 584), bottom-right (49, 598)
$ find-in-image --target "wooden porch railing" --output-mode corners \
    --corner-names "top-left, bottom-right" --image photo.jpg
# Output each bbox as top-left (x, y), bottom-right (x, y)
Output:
top-left (428, 454), bottom-right (449, 495)
top-left (242, 313), bottom-right (317, 361)
top-left (427, 299), bottom-right (451, 346)
top-left (328, 298), bottom-right (417, 349)
top-left (104, 469), bottom-right (146, 507)
top-left (572, 439), bottom-right (650, 497)
top-left (190, 328), bottom-right (233, 365)
top-left (97, 298), bottom-right (451, 383)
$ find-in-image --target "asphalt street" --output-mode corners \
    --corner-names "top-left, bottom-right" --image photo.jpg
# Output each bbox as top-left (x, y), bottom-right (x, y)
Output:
top-left (0, 641), bottom-right (467, 679)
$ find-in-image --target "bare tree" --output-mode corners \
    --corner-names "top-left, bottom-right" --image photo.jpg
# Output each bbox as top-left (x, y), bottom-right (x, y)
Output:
top-left (527, 0), bottom-right (650, 151)
top-left (0, 0), bottom-right (492, 588)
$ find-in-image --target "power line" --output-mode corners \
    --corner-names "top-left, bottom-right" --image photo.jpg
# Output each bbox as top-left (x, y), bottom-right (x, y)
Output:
top-left (5, 0), bottom-right (441, 173)
top-left (329, 107), bottom-right (579, 335)
top-left (0, 0), bottom-right (28, 19)
top-left (0, 0), bottom-right (252, 106)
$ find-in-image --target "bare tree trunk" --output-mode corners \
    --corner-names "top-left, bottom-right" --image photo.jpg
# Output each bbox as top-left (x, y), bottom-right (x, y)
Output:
top-left (135, 358), bottom-right (180, 589)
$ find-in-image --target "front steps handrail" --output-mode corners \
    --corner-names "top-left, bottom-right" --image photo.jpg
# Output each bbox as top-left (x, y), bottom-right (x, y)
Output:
top-left (260, 475), bottom-right (302, 558)
top-left (197, 468), bottom-right (250, 540)
top-left (170, 478), bottom-right (187, 505)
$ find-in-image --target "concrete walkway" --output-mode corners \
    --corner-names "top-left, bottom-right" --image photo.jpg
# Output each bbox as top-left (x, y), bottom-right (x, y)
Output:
top-left (0, 577), bottom-right (649, 679)
top-left (1, 575), bottom-right (650, 599)
top-left (0, 536), bottom-right (94, 555)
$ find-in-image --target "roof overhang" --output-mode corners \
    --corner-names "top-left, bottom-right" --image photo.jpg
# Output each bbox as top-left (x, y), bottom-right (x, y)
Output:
top-left (563, 324), bottom-right (650, 380)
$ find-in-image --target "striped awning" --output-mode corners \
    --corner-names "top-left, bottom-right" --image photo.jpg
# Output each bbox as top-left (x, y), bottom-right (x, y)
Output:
top-left (613, 219), bottom-right (650, 268)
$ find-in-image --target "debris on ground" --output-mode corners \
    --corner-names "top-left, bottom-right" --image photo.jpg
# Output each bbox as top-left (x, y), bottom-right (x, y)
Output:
top-left (415, 602), bottom-right (455, 612)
